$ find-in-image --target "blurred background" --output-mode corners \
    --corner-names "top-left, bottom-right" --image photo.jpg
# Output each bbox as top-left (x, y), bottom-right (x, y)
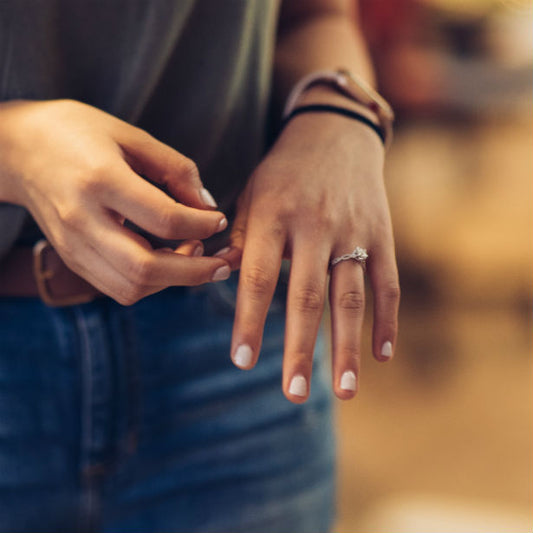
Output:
top-left (334, 0), bottom-right (533, 531)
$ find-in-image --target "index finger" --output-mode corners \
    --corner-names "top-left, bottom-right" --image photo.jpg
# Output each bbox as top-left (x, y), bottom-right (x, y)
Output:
top-left (100, 161), bottom-right (227, 240)
top-left (231, 223), bottom-right (285, 371)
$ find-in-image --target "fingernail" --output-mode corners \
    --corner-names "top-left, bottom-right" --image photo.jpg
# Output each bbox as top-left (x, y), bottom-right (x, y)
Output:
top-left (200, 188), bottom-right (218, 208)
top-left (212, 265), bottom-right (231, 282)
top-left (340, 370), bottom-right (356, 392)
top-left (193, 245), bottom-right (204, 257)
top-left (214, 246), bottom-right (231, 257)
top-left (217, 217), bottom-right (228, 233)
top-left (288, 374), bottom-right (307, 397)
top-left (381, 341), bottom-right (393, 358)
top-left (233, 344), bottom-right (253, 368)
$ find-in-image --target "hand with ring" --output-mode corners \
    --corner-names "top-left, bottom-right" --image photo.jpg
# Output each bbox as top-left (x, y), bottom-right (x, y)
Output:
top-left (216, 109), bottom-right (400, 403)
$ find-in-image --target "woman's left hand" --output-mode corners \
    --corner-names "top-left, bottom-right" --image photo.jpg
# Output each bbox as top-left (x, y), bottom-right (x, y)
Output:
top-left (217, 111), bottom-right (400, 403)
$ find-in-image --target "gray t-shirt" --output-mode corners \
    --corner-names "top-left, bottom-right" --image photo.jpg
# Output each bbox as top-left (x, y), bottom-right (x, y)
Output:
top-left (0, 0), bottom-right (280, 257)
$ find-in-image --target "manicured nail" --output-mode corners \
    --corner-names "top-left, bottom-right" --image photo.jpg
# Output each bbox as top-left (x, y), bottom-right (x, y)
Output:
top-left (340, 370), bottom-right (356, 392)
top-left (200, 188), bottom-right (218, 208)
top-left (214, 246), bottom-right (231, 257)
top-left (193, 245), bottom-right (204, 257)
top-left (212, 265), bottom-right (231, 282)
top-left (217, 217), bottom-right (228, 232)
top-left (288, 374), bottom-right (307, 397)
top-left (233, 344), bottom-right (253, 368)
top-left (381, 341), bottom-right (393, 358)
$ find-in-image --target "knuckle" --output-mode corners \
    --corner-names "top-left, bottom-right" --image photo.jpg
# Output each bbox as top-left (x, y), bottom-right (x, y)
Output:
top-left (130, 125), bottom-right (157, 146)
top-left (293, 285), bottom-right (324, 313)
top-left (132, 125), bottom-right (153, 141)
top-left (242, 266), bottom-right (273, 297)
top-left (79, 162), bottom-right (113, 195)
top-left (338, 290), bottom-right (365, 312)
top-left (115, 293), bottom-right (136, 306)
top-left (130, 128), bottom-right (156, 153)
top-left (116, 285), bottom-right (145, 306)
top-left (180, 158), bottom-right (200, 183)
top-left (267, 218), bottom-right (285, 240)
top-left (125, 256), bottom-right (155, 286)
top-left (381, 282), bottom-right (401, 303)
top-left (57, 204), bottom-right (83, 230)
top-left (275, 196), bottom-right (298, 222)
top-left (316, 208), bottom-right (336, 232)
top-left (156, 207), bottom-right (181, 238)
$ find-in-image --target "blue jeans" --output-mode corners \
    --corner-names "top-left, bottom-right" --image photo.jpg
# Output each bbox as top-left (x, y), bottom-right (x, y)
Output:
top-left (0, 273), bottom-right (335, 533)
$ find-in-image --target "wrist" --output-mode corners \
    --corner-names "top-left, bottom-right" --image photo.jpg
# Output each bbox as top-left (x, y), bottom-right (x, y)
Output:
top-left (282, 69), bottom-right (394, 149)
top-left (297, 85), bottom-right (380, 126)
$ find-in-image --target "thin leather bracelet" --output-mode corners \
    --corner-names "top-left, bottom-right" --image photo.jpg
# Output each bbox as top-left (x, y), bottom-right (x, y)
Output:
top-left (280, 104), bottom-right (386, 146)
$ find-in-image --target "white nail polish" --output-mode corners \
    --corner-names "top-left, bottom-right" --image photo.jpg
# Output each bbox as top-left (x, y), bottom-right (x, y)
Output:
top-left (214, 246), bottom-right (231, 257)
top-left (289, 375), bottom-right (307, 397)
top-left (212, 265), bottom-right (230, 282)
top-left (217, 218), bottom-right (228, 232)
top-left (233, 344), bottom-right (253, 368)
top-left (193, 245), bottom-right (204, 257)
top-left (381, 341), bottom-right (393, 358)
top-left (200, 188), bottom-right (218, 208)
top-left (340, 370), bottom-right (356, 392)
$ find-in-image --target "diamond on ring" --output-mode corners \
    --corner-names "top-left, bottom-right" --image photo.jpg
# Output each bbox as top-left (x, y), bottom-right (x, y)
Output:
top-left (330, 247), bottom-right (368, 269)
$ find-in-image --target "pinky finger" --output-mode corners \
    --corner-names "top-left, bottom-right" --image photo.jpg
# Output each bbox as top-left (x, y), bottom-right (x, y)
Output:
top-left (71, 244), bottom-right (164, 306)
top-left (367, 244), bottom-right (401, 362)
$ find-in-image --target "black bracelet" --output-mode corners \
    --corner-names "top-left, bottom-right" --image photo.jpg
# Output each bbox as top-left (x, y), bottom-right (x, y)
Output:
top-left (281, 104), bottom-right (386, 146)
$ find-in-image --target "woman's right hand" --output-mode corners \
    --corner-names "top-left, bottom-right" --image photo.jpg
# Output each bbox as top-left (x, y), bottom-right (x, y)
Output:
top-left (0, 99), bottom-right (231, 304)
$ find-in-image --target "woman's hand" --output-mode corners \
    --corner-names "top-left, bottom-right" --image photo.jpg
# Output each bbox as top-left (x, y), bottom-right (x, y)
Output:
top-left (0, 99), bottom-right (231, 305)
top-left (219, 111), bottom-right (400, 403)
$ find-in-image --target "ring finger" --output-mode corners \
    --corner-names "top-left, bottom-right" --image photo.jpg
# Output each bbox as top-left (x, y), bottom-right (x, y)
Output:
top-left (329, 245), bottom-right (367, 399)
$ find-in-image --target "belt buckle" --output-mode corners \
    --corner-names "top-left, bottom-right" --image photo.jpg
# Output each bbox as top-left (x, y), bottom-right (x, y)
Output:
top-left (32, 239), bottom-right (96, 307)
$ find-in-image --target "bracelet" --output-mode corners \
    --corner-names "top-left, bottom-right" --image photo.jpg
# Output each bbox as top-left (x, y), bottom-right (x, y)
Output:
top-left (282, 69), bottom-right (394, 149)
top-left (280, 104), bottom-right (386, 145)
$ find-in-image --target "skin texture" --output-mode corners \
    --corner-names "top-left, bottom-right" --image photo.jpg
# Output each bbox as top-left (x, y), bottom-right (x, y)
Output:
top-left (219, 100), bottom-right (399, 404)
top-left (215, 0), bottom-right (401, 403)
top-left (0, 99), bottom-right (231, 305)
top-left (0, 0), bottom-right (400, 404)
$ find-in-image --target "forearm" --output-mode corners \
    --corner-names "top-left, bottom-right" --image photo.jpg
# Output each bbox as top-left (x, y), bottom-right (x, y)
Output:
top-left (274, 0), bottom-right (376, 111)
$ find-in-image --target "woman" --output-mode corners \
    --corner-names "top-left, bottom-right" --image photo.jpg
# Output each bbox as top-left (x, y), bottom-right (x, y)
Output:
top-left (0, 0), bottom-right (399, 531)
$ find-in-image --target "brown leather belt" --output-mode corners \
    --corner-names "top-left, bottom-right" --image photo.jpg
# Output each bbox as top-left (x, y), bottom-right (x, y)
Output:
top-left (0, 239), bottom-right (101, 306)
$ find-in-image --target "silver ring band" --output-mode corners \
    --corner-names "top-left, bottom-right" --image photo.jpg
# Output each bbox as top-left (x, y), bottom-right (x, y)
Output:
top-left (330, 247), bottom-right (368, 269)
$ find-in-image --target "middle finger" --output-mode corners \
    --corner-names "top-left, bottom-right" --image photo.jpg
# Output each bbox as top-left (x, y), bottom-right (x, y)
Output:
top-left (282, 238), bottom-right (330, 403)
top-left (329, 247), bottom-right (366, 399)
